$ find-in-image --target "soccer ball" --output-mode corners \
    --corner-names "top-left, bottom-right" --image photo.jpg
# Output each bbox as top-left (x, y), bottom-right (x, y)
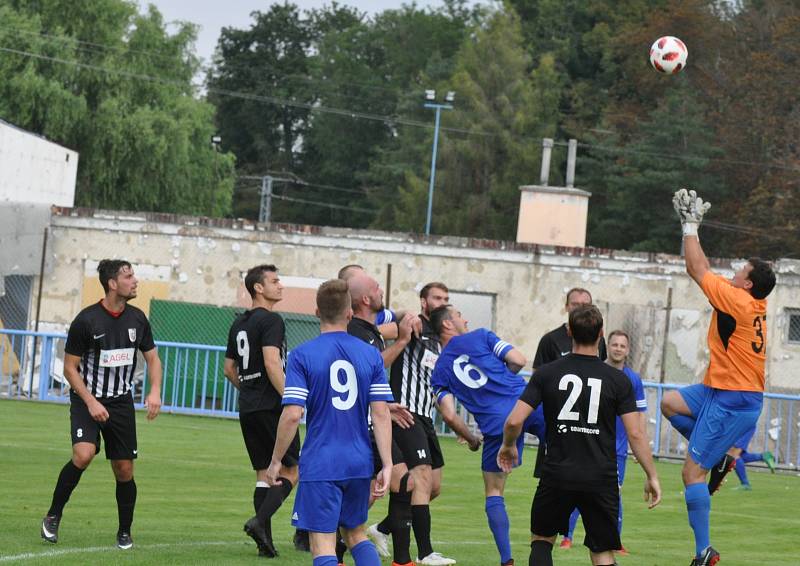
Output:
top-left (649, 36), bottom-right (688, 74)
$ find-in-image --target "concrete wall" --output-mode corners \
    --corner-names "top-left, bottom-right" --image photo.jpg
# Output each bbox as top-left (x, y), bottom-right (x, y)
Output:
top-left (0, 120), bottom-right (77, 207)
top-left (516, 185), bottom-right (590, 247)
top-left (37, 208), bottom-right (800, 392)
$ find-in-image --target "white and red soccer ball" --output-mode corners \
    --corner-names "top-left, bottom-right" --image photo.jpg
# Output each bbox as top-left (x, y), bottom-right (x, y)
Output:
top-left (649, 36), bottom-right (688, 74)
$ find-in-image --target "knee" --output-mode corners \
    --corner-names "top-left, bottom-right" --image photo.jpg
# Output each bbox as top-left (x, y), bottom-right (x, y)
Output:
top-left (681, 461), bottom-right (705, 486)
top-left (72, 446), bottom-right (95, 469)
top-left (661, 391), bottom-right (680, 417)
top-left (430, 483), bottom-right (441, 501)
top-left (411, 466), bottom-right (432, 491)
top-left (111, 460), bottom-right (134, 482)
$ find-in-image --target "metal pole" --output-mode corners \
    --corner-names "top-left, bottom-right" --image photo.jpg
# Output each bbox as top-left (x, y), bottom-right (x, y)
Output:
top-left (29, 226), bottom-right (48, 392)
top-left (425, 106), bottom-right (443, 236)
top-left (259, 175), bottom-right (273, 223)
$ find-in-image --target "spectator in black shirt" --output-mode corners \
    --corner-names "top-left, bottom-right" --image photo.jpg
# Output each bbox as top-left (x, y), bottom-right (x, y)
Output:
top-left (500, 305), bottom-right (661, 566)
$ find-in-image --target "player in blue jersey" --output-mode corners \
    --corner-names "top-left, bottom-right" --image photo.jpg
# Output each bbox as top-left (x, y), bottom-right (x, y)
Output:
top-left (267, 279), bottom-right (394, 566)
top-left (561, 330), bottom-right (647, 555)
top-left (429, 305), bottom-right (545, 566)
top-left (728, 425), bottom-right (776, 490)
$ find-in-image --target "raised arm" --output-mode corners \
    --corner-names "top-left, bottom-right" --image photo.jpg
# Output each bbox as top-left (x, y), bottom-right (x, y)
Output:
top-left (435, 394), bottom-right (481, 451)
top-left (503, 348), bottom-right (527, 374)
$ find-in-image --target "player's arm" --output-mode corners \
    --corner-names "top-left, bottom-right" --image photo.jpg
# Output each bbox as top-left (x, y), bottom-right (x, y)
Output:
top-left (498, 400), bottom-right (534, 472)
top-left (621, 411), bottom-right (662, 509)
top-left (435, 393), bottom-right (480, 450)
top-left (503, 348), bottom-right (527, 374)
top-left (141, 348), bottom-right (162, 420)
top-left (63, 353), bottom-right (109, 423)
top-left (222, 358), bottom-right (240, 390)
top-left (380, 313), bottom-right (414, 368)
top-left (263, 345), bottom-right (285, 396)
top-left (371, 400), bottom-right (394, 498)
top-left (266, 404), bottom-right (303, 484)
top-left (683, 235), bottom-right (710, 286)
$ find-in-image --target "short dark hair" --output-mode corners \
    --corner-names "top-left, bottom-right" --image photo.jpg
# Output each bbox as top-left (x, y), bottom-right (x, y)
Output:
top-left (747, 257), bottom-right (776, 300)
top-left (97, 259), bottom-right (132, 293)
top-left (244, 264), bottom-right (278, 298)
top-left (420, 282), bottom-right (448, 299)
top-left (566, 287), bottom-right (592, 305)
top-left (430, 304), bottom-right (454, 335)
top-left (568, 304), bottom-right (604, 346)
top-left (608, 329), bottom-right (629, 343)
top-left (337, 264), bottom-right (363, 281)
top-left (317, 279), bottom-right (350, 323)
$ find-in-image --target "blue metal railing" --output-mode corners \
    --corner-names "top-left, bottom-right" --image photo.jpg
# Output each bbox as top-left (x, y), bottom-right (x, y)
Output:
top-left (2, 328), bottom-right (799, 469)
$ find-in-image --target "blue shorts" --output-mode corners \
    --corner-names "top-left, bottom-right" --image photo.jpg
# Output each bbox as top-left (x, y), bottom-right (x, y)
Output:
top-left (616, 454), bottom-right (627, 486)
top-left (291, 478), bottom-right (371, 532)
top-left (679, 384), bottom-right (762, 470)
top-left (482, 411), bottom-right (544, 472)
top-left (734, 425), bottom-right (757, 450)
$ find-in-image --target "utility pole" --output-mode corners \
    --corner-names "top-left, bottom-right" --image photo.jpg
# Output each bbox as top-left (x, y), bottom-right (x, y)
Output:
top-left (259, 175), bottom-right (273, 223)
top-left (423, 89), bottom-right (455, 236)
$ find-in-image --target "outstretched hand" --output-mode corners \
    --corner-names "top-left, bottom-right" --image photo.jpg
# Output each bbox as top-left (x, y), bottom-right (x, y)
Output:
top-left (673, 188), bottom-right (711, 236)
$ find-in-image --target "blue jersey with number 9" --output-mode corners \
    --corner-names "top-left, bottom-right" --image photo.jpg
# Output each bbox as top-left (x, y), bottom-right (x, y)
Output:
top-left (283, 331), bottom-right (394, 481)
top-left (431, 328), bottom-right (523, 436)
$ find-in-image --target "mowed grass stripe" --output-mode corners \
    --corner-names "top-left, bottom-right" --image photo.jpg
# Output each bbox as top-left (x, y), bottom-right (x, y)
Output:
top-left (1, 399), bottom-right (798, 565)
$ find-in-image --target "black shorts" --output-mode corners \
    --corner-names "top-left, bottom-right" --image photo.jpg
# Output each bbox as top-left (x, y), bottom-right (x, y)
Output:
top-left (531, 481), bottom-right (620, 553)
top-left (70, 391), bottom-right (137, 460)
top-left (240, 409), bottom-right (301, 470)
top-left (371, 428), bottom-right (405, 476)
top-left (393, 414), bottom-right (444, 470)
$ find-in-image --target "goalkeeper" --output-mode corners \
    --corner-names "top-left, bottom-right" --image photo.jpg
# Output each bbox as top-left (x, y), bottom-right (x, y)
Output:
top-left (660, 189), bottom-right (776, 566)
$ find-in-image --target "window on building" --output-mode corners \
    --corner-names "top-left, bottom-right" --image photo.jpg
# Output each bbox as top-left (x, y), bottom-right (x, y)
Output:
top-left (448, 291), bottom-right (495, 331)
top-left (788, 309), bottom-right (800, 345)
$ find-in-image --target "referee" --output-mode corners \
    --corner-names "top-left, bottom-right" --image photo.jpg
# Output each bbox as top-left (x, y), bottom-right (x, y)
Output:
top-left (41, 259), bottom-right (162, 550)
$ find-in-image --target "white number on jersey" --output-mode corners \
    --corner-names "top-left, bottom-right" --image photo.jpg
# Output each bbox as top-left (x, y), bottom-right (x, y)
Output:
top-left (330, 360), bottom-right (358, 411)
top-left (236, 331), bottom-right (250, 370)
top-left (556, 374), bottom-right (603, 424)
top-left (453, 354), bottom-right (488, 389)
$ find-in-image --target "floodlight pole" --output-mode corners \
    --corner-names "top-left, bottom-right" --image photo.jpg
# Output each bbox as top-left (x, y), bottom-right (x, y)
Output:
top-left (424, 101), bottom-right (452, 236)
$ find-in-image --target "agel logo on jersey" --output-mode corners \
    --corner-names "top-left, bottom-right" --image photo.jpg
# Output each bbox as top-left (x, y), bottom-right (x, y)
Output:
top-left (128, 328), bottom-right (136, 342)
top-left (100, 348), bottom-right (135, 368)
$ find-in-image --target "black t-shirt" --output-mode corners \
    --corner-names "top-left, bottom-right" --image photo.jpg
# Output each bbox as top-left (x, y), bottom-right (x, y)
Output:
top-left (519, 353), bottom-right (636, 489)
top-left (347, 316), bottom-right (385, 353)
top-left (532, 324), bottom-right (607, 369)
top-left (225, 308), bottom-right (286, 413)
top-left (65, 302), bottom-right (155, 399)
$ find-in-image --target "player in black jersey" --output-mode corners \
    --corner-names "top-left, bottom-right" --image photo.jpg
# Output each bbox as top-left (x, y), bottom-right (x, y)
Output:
top-left (224, 264), bottom-right (300, 558)
top-left (370, 282), bottom-right (455, 566)
top-left (500, 305), bottom-right (661, 566)
top-left (41, 259), bottom-right (162, 550)
top-left (347, 272), bottom-right (422, 566)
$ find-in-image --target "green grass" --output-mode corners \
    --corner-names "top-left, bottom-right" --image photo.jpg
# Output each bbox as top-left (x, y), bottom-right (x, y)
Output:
top-left (1, 399), bottom-right (798, 565)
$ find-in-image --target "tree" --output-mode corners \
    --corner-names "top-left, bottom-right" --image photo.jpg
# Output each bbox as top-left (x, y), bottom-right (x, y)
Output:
top-left (0, 1), bottom-right (234, 216)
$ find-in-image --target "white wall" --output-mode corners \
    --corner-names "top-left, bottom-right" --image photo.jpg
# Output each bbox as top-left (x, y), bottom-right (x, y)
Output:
top-left (0, 120), bottom-right (77, 207)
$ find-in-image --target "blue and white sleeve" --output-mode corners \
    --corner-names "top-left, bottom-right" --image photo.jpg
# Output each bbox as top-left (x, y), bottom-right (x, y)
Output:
top-left (486, 330), bottom-right (514, 360)
top-left (375, 309), bottom-right (396, 326)
top-left (282, 352), bottom-right (309, 407)
top-left (633, 372), bottom-right (648, 412)
top-left (369, 352), bottom-right (394, 402)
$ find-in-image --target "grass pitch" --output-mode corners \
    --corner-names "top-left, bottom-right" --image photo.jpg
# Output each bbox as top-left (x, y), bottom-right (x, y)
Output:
top-left (1, 399), bottom-right (798, 565)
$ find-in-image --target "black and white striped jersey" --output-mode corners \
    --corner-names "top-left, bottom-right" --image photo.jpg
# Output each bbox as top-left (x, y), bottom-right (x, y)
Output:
top-left (390, 316), bottom-right (441, 419)
top-left (64, 302), bottom-right (156, 399)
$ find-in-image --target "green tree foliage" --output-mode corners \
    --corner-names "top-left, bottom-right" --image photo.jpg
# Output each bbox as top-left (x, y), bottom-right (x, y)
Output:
top-left (0, 0), bottom-right (234, 216)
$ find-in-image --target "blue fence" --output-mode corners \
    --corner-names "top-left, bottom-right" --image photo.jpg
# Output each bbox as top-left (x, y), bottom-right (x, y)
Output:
top-left (2, 329), bottom-right (799, 469)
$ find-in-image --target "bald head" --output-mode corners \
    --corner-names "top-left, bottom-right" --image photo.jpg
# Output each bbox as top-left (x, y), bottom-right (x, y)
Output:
top-left (338, 264), bottom-right (364, 282)
top-left (349, 273), bottom-right (384, 316)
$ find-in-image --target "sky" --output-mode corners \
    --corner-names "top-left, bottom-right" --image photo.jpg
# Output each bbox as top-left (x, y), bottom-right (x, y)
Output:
top-left (144, 0), bottom-right (460, 67)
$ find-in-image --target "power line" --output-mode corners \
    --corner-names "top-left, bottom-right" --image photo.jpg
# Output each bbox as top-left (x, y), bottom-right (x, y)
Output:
top-left (271, 193), bottom-right (377, 214)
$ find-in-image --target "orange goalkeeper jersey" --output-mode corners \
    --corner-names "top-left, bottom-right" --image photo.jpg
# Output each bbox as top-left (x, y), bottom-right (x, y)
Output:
top-left (700, 271), bottom-right (768, 392)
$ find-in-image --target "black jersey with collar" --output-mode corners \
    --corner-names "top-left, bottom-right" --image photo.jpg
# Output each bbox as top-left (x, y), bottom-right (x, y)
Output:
top-left (533, 323), bottom-right (608, 369)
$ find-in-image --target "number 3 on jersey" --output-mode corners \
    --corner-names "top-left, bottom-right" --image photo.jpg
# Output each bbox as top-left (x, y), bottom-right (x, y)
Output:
top-left (330, 360), bottom-right (358, 411)
top-left (557, 374), bottom-right (602, 424)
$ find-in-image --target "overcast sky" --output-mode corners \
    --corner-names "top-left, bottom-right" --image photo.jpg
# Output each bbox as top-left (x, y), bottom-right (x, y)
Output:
top-left (144, 1), bottom-right (464, 66)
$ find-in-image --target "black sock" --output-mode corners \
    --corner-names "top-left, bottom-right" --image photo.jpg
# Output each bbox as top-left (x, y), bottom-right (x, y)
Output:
top-left (412, 504), bottom-right (433, 558)
top-left (377, 513), bottom-right (392, 535)
top-left (336, 528), bottom-right (347, 561)
top-left (530, 540), bottom-right (553, 566)
top-left (253, 485), bottom-right (268, 513)
top-left (256, 477), bottom-right (292, 539)
top-left (48, 460), bottom-right (85, 517)
top-left (390, 490), bottom-right (413, 563)
top-left (116, 479), bottom-right (137, 534)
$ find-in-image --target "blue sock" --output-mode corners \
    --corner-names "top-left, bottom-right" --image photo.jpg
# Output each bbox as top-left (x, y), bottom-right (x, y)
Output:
top-left (685, 482), bottom-right (711, 557)
top-left (351, 539), bottom-right (380, 566)
top-left (313, 556), bottom-right (338, 566)
top-left (618, 493), bottom-right (624, 535)
top-left (567, 508), bottom-right (580, 539)
top-left (741, 451), bottom-right (761, 464)
top-left (734, 458), bottom-right (749, 485)
top-left (485, 496), bottom-right (512, 564)
top-left (668, 414), bottom-right (696, 439)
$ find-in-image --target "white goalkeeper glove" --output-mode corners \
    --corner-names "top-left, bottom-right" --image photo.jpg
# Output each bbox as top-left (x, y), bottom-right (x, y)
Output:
top-left (672, 188), bottom-right (711, 237)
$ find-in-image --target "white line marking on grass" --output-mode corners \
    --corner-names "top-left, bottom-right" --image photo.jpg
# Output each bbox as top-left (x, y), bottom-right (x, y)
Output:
top-left (0, 540), bottom-right (241, 562)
